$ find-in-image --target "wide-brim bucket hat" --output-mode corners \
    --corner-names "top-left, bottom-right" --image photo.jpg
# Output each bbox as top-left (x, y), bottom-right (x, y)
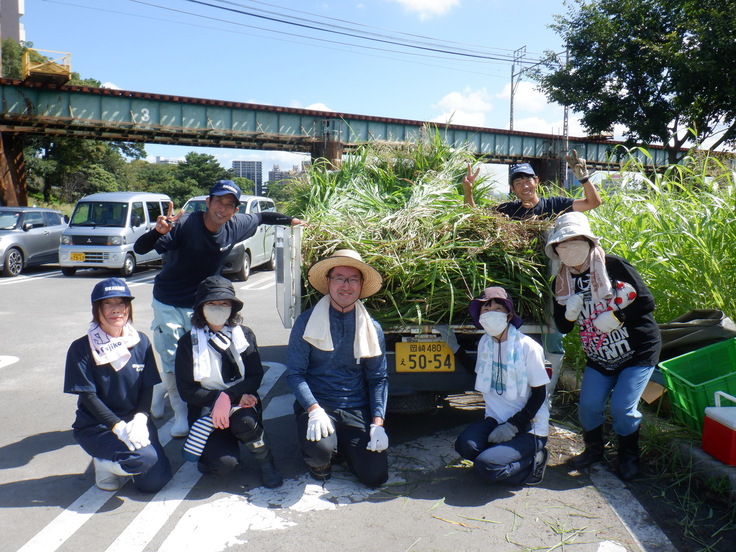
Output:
top-left (468, 286), bottom-right (523, 329)
top-left (544, 212), bottom-right (601, 260)
top-left (193, 275), bottom-right (244, 313)
top-left (307, 249), bottom-right (383, 299)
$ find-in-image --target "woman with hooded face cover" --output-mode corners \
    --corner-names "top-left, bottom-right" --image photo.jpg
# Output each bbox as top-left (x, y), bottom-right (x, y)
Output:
top-left (174, 275), bottom-right (282, 488)
top-left (546, 212), bottom-right (661, 481)
top-left (454, 287), bottom-right (551, 486)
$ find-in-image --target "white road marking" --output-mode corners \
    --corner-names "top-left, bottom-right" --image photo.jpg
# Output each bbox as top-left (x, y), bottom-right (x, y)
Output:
top-left (0, 355), bottom-right (20, 369)
top-left (263, 393), bottom-right (294, 421)
top-left (105, 462), bottom-right (202, 552)
top-left (590, 465), bottom-right (675, 552)
top-left (0, 271), bottom-right (61, 285)
top-left (17, 363), bottom-right (286, 552)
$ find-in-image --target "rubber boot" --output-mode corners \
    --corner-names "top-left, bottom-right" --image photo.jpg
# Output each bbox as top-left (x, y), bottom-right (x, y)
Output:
top-left (617, 429), bottom-right (640, 481)
top-left (570, 425), bottom-right (605, 469)
top-left (162, 372), bottom-right (189, 438)
top-left (150, 382), bottom-right (166, 419)
top-left (244, 437), bottom-right (283, 489)
top-left (93, 458), bottom-right (131, 491)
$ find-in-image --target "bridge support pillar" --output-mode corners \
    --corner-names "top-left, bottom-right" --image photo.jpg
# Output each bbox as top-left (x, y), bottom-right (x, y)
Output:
top-left (311, 140), bottom-right (343, 169)
top-left (529, 158), bottom-right (564, 186)
top-left (0, 132), bottom-right (27, 206)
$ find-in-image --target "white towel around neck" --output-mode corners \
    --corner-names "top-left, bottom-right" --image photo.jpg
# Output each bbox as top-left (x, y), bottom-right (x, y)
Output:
top-left (303, 295), bottom-right (382, 359)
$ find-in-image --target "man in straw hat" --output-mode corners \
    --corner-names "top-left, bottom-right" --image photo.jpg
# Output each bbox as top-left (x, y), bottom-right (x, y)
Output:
top-left (286, 249), bottom-right (389, 487)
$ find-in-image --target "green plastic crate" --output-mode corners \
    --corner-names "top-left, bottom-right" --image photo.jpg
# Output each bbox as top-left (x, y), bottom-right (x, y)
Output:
top-left (658, 338), bottom-right (736, 434)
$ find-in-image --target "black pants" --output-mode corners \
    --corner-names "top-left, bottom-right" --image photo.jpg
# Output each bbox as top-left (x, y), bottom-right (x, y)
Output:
top-left (295, 403), bottom-right (388, 488)
top-left (198, 406), bottom-right (263, 476)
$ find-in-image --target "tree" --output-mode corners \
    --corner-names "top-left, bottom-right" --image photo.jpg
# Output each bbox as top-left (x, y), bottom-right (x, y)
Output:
top-left (174, 152), bottom-right (233, 192)
top-left (538, 0), bottom-right (736, 163)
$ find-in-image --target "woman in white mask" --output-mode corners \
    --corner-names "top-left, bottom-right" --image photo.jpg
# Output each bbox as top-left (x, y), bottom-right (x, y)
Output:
top-left (454, 287), bottom-right (551, 486)
top-left (546, 212), bottom-right (660, 481)
top-left (174, 275), bottom-right (282, 488)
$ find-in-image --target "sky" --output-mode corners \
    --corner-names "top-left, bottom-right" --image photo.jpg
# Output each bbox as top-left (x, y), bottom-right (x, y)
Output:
top-left (22, 0), bottom-right (585, 182)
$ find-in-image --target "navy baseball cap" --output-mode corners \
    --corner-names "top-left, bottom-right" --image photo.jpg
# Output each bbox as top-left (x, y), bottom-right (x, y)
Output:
top-left (509, 163), bottom-right (536, 183)
top-left (209, 180), bottom-right (242, 204)
top-left (91, 278), bottom-right (134, 303)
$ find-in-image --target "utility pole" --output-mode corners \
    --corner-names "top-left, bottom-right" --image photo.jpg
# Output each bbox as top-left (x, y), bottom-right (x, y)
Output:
top-left (509, 46), bottom-right (526, 131)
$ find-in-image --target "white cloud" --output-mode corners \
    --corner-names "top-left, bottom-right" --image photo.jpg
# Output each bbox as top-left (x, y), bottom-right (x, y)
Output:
top-left (304, 102), bottom-right (335, 112)
top-left (389, 0), bottom-right (460, 20)
top-left (101, 82), bottom-right (120, 89)
top-left (431, 87), bottom-right (491, 126)
top-left (496, 81), bottom-right (548, 113)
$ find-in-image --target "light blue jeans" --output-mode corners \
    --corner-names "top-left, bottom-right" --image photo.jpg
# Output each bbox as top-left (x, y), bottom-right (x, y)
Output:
top-left (578, 365), bottom-right (655, 436)
top-left (151, 298), bottom-right (193, 374)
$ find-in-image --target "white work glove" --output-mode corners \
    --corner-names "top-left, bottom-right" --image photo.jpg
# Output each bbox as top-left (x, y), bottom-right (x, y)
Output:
top-left (306, 407), bottom-right (335, 442)
top-left (366, 424), bottom-right (389, 452)
top-left (112, 421), bottom-right (136, 452)
top-left (435, 325), bottom-right (459, 353)
top-left (593, 310), bottom-right (623, 333)
top-left (566, 149), bottom-right (590, 181)
top-left (565, 294), bottom-right (585, 322)
top-left (488, 422), bottom-right (518, 444)
top-left (125, 413), bottom-right (151, 449)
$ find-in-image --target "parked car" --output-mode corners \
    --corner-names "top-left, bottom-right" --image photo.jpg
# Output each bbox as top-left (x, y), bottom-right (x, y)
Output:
top-left (181, 194), bottom-right (277, 281)
top-left (59, 192), bottom-right (171, 277)
top-left (0, 206), bottom-right (68, 277)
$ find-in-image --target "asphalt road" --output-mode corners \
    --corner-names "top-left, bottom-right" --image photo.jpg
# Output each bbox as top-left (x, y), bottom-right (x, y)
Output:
top-left (0, 266), bottom-right (676, 552)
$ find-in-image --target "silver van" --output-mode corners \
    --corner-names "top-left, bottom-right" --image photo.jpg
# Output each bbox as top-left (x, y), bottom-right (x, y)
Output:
top-left (181, 194), bottom-right (276, 281)
top-left (59, 192), bottom-right (171, 277)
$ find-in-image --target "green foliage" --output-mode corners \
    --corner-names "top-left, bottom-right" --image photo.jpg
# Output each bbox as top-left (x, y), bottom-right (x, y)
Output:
top-left (1, 38), bottom-right (27, 78)
top-left (174, 152), bottom-right (233, 191)
top-left (298, 129), bottom-right (552, 328)
top-left (234, 177), bottom-right (255, 196)
top-left (591, 148), bottom-right (736, 323)
top-left (540, 0), bottom-right (736, 163)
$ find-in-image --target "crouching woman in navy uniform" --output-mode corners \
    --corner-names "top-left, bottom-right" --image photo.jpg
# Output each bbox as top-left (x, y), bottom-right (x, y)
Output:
top-left (64, 278), bottom-right (172, 492)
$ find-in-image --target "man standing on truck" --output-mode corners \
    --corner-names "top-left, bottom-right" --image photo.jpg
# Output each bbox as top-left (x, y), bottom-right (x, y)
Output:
top-left (461, 151), bottom-right (602, 394)
top-left (286, 249), bottom-right (389, 488)
top-left (134, 180), bottom-right (305, 437)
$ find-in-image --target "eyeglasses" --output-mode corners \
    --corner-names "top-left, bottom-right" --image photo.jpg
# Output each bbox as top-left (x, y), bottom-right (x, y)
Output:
top-left (329, 276), bottom-right (362, 285)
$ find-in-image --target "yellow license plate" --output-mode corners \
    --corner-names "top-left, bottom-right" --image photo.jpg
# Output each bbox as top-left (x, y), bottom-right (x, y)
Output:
top-left (395, 342), bottom-right (455, 372)
top-left (70, 252), bottom-right (86, 261)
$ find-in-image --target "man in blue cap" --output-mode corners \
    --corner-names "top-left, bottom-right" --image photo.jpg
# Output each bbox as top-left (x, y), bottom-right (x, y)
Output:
top-left (460, 152), bottom-right (601, 399)
top-left (135, 180), bottom-right (306, 437)
top-left (462, 150), bottom-right (601, 219)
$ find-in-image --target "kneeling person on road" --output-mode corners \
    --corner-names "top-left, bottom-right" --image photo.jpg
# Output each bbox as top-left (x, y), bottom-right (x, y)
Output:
top-left (286, 250), bottom-right (389, 487)
top-left (63, 278), bottom-right (172, 492)
top-left (453, 287), bottom-right (550, 486)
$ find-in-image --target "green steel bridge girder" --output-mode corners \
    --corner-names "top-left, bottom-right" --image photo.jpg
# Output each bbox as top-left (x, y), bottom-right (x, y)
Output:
top-left (0, 80), bottom-right (670, 168)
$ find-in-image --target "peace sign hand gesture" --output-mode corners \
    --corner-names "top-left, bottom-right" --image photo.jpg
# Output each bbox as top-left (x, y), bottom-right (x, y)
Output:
top-left (154, 202), bottom-right (184, 234)
top-left (462, 163), bottom-right (480, 192)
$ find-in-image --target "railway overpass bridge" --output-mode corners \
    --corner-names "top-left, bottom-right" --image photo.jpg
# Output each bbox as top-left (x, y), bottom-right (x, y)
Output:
top-left (0, 78), bottom-right (672, 205)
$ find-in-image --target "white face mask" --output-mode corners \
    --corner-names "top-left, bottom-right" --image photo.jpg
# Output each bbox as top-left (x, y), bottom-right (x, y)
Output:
top-left (479, 311), bottom-right (509, 337)
top-left (557, 240), bottom-right (591, 267)
top-left (203, 304), bottom-right (231, 327)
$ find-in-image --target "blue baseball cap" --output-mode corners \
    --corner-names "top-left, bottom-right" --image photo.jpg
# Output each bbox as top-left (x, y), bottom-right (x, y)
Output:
top-left (209, 180), bottom-right (242, 204)
top-left (91, 278), bottom-right (134, 303)
top-left (509, 163), bottom-right (536, 183)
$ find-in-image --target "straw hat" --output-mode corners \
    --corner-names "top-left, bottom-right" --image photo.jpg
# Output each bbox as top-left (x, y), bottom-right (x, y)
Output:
top-left (544, 212), bottom-right (601, 260)
top-left (307, 249), bottom-right (383, 299)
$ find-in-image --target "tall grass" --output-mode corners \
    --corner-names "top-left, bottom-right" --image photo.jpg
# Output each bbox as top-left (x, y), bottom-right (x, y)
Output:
top-left (590, 147), bottom-right (736, 323)
top-left (296, 127), bottom-right (552, 328)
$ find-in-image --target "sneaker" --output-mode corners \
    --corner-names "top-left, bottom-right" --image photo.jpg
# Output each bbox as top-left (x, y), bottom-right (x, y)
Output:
top-left (308, 463), bottom-right (332, 482)
top-left (526, 447), bottom-right (548, 486)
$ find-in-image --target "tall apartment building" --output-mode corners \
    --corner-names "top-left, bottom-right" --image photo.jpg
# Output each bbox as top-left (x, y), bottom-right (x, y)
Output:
top-left (232, 160), bottom-right (264, 195)
top-left (0, 0), bottom-right (25, 44)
